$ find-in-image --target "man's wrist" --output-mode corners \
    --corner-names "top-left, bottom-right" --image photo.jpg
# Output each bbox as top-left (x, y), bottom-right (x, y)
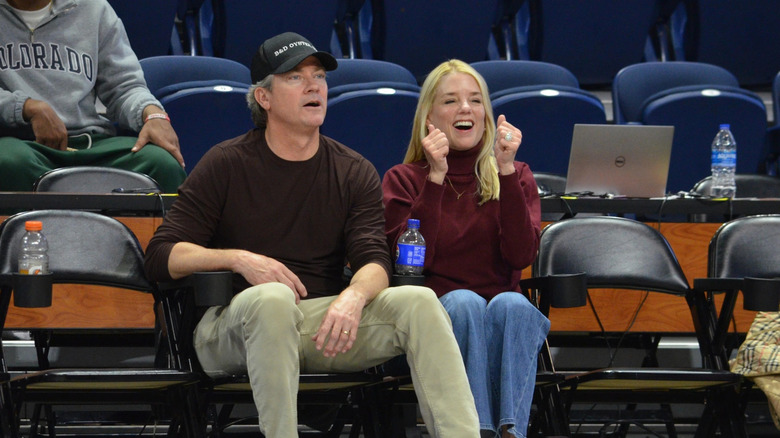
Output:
top-left (144, 112), bottom-right (170, 123)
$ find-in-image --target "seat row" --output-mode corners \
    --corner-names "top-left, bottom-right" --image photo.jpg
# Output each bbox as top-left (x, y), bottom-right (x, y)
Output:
top-left (137, 54), bottom-right (780, 194)
top-left (1, 208), bottom-right (778, 436)
top-left (109, 0), bottom-right (780, 90)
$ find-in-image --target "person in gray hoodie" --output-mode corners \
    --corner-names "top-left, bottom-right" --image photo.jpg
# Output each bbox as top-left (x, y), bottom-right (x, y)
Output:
top-left (0, 0), bottom-right (186, 192)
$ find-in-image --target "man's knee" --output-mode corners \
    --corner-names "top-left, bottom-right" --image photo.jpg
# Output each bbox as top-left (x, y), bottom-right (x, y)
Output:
top-left (230, 282), bottom-right (298, 320)
top-left (377, 285), bottom-right (451, 326)
top-left (381, 285), bottom-right (439, 308)
top-left (0, 137), bottom-right (39, 168)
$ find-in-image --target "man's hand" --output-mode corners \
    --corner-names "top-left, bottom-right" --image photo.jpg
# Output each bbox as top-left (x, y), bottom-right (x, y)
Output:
top-left (23, 99), bottom-right (68, 150)
top-left (232, 251), bottom-right (308, 303)
top-left (312, 288), bottom-right (367, 357)
top-left (132, 106), bottom-right (186, 168)
top-left (311, 263), bottom-right (387, 358)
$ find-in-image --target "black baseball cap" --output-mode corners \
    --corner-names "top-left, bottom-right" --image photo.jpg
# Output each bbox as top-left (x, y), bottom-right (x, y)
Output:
top-left (250, 32), bottom-right (338, 84)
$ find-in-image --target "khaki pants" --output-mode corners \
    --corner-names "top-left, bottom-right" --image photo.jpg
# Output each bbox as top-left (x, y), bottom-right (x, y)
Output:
top-left (194, 282), bottom-right (479, 438)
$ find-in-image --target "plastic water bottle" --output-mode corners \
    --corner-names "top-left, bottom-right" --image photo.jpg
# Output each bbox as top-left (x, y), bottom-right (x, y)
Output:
top-left (395, 219), bottom-right (426, 275)
top-left (18, 221), bottom-right (48, 275)
top-left (710, 124), bottom-right (737, 198)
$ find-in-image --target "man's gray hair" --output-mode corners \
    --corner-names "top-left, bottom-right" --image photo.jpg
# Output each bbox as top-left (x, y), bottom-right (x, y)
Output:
top-left (246, 74), bottom-right (274, 128)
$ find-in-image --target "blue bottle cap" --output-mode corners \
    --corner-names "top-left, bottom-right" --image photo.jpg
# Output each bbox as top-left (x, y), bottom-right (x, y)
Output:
top-left (407, 219), bottom-right (420, 228)
top-left (720, 123), bottom-right (730, 130)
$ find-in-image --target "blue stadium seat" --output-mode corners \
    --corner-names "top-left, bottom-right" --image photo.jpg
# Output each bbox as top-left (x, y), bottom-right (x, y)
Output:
top-left (208, 0), bottom-right (340, 67)
top-left (613, 62), bottom-right (768, 193)
top-left (491, 88), bottom-right (607, 176)
top-left (369, 0), bottom-right (501, 81)
top-left (326, 59), bottom-right (419, 98)
top-left (670, 0), bottom-right (780, 88)
top-left (140, 55), bottom-right (253, 172)
top-left (471, 60), bottom-right (579, 98)
top-left (472, 60), bottom-right (607, 176)
top-left (107, 0), bottom-right (179, 59)
top-left (160, 86), bottom-right (254, 173)
top-left (140, 55), bottom-right (251, 100)
top-left (612, 61), bottom-right (738, 125)
top-left (321, 88), bottom-right (420, 179)
top-left (525, 0), bottom-right (661, 87)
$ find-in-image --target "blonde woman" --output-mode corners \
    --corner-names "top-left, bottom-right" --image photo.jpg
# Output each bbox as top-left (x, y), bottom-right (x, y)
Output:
top-left (383, 60), bottom-right (549, 438)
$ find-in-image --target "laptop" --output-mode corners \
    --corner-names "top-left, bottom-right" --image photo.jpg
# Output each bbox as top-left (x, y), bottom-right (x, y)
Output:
top-left (564, 124), bottom-right (675, 198)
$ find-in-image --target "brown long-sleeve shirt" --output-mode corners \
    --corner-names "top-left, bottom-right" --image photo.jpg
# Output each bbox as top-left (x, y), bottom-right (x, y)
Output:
top-left (144, 128), bottom-right (391, 298)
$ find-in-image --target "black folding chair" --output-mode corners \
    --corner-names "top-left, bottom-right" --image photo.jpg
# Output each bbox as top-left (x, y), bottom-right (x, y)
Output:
top-left (521, 216), bottom-right (746, 438)
top-left (0, 210), bottom-right (200, 437)
top-left (690, 214), bottom-right (780, 432)
top-left (158, 271), bottom-right (386, 437)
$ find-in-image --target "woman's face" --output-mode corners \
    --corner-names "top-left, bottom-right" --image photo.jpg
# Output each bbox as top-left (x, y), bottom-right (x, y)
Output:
top-left (426, 72), bottom-right (486, 152)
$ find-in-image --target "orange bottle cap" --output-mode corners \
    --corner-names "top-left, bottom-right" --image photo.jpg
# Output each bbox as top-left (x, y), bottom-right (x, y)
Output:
top-left (25, 221), bottom-right (43, 231)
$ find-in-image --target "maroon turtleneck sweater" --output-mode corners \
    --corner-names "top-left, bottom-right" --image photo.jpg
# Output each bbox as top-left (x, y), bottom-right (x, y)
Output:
top-left (382, 145), bottom-right (541, 299)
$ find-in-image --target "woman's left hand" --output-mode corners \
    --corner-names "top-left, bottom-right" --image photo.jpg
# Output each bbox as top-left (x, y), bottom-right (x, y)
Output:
top-left (494, 114), bottom-right (522, 175)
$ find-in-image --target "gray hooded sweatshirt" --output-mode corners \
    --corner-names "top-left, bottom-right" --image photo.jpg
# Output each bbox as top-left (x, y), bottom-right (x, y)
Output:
top-left (0, 0), bottom-right (162, 139)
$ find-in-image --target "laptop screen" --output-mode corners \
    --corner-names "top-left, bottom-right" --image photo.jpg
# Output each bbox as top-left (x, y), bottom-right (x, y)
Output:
top-left (564, 124), bottom-right (675, 198)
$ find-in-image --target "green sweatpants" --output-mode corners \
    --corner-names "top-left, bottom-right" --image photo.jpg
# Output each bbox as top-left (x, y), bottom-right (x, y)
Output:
top-left (0, 135), bottom-right (187, 193)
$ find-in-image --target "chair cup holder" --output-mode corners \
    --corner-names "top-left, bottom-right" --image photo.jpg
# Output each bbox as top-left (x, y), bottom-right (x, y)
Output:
top-left (391, 274), bottom-right (425, 287)
top-left (12, 272), bottom-right (53, 308)
top-left (548, 273), bottom-right (588, 308)
top-left (192, 271), bottom-right (233, 307)
top-left (743, 277), bottom-right (780, 311)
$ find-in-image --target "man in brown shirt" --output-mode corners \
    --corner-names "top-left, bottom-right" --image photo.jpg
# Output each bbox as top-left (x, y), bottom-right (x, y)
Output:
top-left (143, 32), bottom-right (479, 438)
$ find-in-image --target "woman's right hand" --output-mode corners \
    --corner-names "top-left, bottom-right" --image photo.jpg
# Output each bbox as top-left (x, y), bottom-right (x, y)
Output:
top-left (422, 124), bottom-right (449, 184)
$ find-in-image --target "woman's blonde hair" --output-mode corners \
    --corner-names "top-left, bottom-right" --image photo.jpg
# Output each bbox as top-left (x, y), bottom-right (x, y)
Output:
top-left (404, 59), bottom-right (500, 204)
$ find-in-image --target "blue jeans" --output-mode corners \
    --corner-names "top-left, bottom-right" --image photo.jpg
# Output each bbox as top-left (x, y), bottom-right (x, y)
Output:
top-left (440, 289), bottom-right (550, 438)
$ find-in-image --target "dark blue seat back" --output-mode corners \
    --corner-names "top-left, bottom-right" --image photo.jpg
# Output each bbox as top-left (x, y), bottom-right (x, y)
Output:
top-left (370, 0), bottom-right (500, 81)
top-left (526, 0), bottom-right (661, 87)
top-left (612, 61), bottom-right (738, 124)
top-left (641, 88), bottom-right (767, 192)
top-left (672, 0), bottom-right (780, 87)
top-left (321, 88), bottom-right (419, 179)
top-left (471, 60), bottom-right (580, 97)
top-left (491, 88), bottom-right (607, 176)
top-left (160, 86), bottom-right (254, 173)
top-left (140, 55), bottom-right (251, 99)
top-left (326, 59), bottom-right (419, 97)
top-left (210, 0), bottom-right (340, 67)
top-left (107, 0), bottom-right (179, 59)
top-left (613, 61), bottom-right (767, 193)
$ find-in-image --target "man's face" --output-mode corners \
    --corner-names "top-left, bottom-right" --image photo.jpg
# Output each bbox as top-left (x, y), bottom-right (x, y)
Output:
top-left (260, 56), bottom-right (328, 130)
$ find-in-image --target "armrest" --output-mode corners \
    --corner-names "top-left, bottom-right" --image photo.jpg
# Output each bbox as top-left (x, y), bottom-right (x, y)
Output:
top-left (159, 271), bottom-right (234, 307)
top-left (692, 277), bottom-right (744, 293)
top-left (519, 273), bottom-right (587, 309)
top-left (693, 277), bottom-right (780, 311)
